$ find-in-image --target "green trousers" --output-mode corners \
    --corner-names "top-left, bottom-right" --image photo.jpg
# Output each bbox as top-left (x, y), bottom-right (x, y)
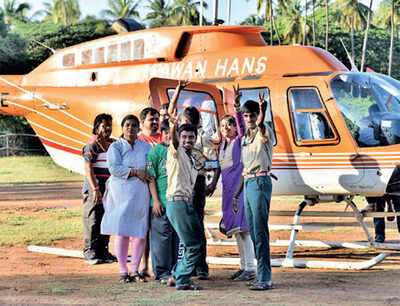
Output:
top-left (166, 200), bottom-right (206, 285)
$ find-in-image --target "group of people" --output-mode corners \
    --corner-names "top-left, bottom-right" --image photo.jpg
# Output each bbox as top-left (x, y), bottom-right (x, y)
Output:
top-left (81, 81), bottom-right (275, 291)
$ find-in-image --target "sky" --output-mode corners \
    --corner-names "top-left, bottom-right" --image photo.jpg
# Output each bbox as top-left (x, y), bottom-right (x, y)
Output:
top-left (0, 0), bottom-right (384, 25)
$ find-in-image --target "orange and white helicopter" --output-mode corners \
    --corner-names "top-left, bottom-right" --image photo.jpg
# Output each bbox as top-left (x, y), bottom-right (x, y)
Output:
top-left (2, 24), bottom-right (400, 269)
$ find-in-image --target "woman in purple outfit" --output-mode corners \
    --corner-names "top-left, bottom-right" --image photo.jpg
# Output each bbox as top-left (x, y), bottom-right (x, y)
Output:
top-left (218, 85), bottom-right (255, 281)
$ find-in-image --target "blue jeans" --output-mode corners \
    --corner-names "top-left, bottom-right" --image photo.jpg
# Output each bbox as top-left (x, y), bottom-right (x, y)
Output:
top-left (150, 212), bottom-right (179, 279)
top-left (166, 200), bottom-right (206, 285)
top-left (243, 176), bottom-right (272, 282)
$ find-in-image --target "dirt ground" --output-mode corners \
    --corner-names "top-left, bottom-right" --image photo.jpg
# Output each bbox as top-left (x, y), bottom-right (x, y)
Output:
top-left (1, 183), bottom-right (400, 305)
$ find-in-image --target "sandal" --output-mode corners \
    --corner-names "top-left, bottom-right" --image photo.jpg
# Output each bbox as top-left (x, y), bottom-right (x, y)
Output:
top-left (131, 272), bottom-right (148, 282)
top-left (235, 271), bottom-right (256, 281)
top-left (176, 280), bottom-right (203, 291)
top-left (229, 269), bottom-right (244, 280)
top-left (119, 273), bottom-right (132, 283)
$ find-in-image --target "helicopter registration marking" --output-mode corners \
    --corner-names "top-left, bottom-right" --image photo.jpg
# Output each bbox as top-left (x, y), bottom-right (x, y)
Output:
top-left (146, 56), bottom-right (268, 79)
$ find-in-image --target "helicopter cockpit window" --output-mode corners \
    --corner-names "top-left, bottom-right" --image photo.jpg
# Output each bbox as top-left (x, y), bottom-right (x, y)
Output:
top-left (167, 89), bottom-right (219, 142)
top-left (331, 72), bottom-right (400, 147)
top-left (289, 88), bottom-right (335, 144)
top-left (238, 87), bottom-right (276, 145)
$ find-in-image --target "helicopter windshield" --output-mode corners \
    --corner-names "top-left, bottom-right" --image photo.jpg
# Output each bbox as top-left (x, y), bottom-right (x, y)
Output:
top-left (331, 72), bottom-right (400, 147)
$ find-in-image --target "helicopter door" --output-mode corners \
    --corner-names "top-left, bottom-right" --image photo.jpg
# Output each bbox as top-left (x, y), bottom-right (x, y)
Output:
top-left (286, 84), bottom-right (365, 194)
top-left (149, 78), bottom-right (223, 143)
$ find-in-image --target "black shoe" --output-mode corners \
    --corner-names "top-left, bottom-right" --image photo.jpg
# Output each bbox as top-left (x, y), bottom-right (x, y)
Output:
top-left (85, 258), bottom-right (104, 265)
top-left (103, 252), bottom-right (117, 263)
top-left (197, 272), bottom-right (210, 280)
top-left (119, 273), bottom-right (132, 283)
top-left (248, 281), bottom-right (275, 291)
top-left (375, 236), bottom-right (385, 243)
top-left (176, 280), bottom-right (203, 290)
top-left (131, 272), bottom-right (148, 282)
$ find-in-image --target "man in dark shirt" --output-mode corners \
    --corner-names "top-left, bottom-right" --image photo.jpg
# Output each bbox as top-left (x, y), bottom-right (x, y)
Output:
top-left (82, 113), bottom-right (116, 265)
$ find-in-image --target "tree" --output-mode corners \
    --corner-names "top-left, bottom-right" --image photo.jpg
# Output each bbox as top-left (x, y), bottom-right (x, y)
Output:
top-left (0, 0), bottom-right (31, 26)
top-left (145, 0), bottom-right (173, 27)
top-left (101, 0), bottom-right (142, 20)
top-left (360, 0), bottom-right (373, 72)
top-left (40, 0), bottom-right (81, 25)
top-left (169, 0), bottom-right (206, 26)
top-left (332, 0), bottom-right (368, 60)
top-left (279, 0), bottom-right (311, 44)
top-left (325, 0), bottom-right (328, 50)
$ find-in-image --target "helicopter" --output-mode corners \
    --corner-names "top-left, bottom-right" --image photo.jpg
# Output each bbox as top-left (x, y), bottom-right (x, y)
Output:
top-left (2, 23), bottom-right (400, 269)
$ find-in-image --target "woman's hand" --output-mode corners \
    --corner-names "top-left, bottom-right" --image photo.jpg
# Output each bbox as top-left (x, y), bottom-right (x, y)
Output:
top-left (136, 170), bottom-right (153, 182)
top-left (233, 84), bottom-right (242, 111)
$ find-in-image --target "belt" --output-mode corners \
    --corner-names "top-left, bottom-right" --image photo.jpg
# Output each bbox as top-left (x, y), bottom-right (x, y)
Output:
top-left (244, 171), bottom-right (278, 181)
top-left (167, 196), bottom-right (191, 202)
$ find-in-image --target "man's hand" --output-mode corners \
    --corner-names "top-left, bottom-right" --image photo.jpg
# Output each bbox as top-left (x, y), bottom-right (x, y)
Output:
top-left (177, 80), bottom-right (190, 91)
top-left (257, 92), bottom-right (268, 127)
top-left (233, 84), bottom-right (242, 111)
top-left (152, 200), bottom-right (164, 217)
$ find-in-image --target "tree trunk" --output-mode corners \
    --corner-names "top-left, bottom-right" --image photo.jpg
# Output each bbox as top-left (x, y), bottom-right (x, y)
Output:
top-left (389, 0), bottom-right (394, 76)
top-left (303, 0), bottom-right (308, 45)
top-left (269, 0), bottom-right (273, 45)
top-left (272, 14), bottom-right (281, 45)
top-left (312, 0), bottom-right (316, 46)
top-left (351, 17), bottom-right (354, 61)
top-left (325, 0), bottom-right (328, 50)
top-left (360, 0), bottom-right (373, 72)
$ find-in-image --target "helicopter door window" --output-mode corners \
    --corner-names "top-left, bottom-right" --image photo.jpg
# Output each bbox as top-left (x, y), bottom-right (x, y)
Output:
top-left (167, 89), bottom-right (220, 142)
top-left (289, 88), bottom-right (336, 144)
top-left (238, 87), bottom-right (276, 145)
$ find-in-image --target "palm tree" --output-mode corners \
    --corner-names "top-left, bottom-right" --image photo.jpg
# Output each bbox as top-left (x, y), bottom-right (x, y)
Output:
top-left (280, 0), bottom-right (311, 45)
top-left (388, 0), bottom-right (400, 76)
top-left (101, 0), bottom-right (142, 20)
top-left (0, 0), bottom-right (31, 25)
top-left (169, 0), bottom-right (206, 26)
top-left (332, 0), bottom-right (368, 61)
top-left (325, 0), bottom-right (328, 50)
top-left (241, 13), bottom-right (265, 26)
top-left (145, 0), bottom-right (172, 27)
top-left (41, 0), bottom-right (80, 25)
top-left (360, 0), bottom-right (373, 72)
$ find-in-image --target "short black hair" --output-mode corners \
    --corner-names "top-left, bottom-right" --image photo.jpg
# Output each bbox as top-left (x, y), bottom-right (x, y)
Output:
top-left (241, 100), bottom-right (260, 115)
top-left (140, 107), bottom-right (160, 120)
top-left (160, 119), bottom-right (170, 132)
top-left (183, 106), bottom-right (200, 126)
top-left (160, 103), bottom-right (169, 110)
top-left (178, 124), bottom-right (198, 138)
top-left (93, 113), bottom-right (112, 134)
top-left (221, 114), bottom-right (236, 126)
top-left (121, 114), bottom-right (139, 128)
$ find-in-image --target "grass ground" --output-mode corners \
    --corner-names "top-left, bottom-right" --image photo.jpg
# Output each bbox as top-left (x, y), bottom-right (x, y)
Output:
top-left (0, 156), bottom-right (83, 184)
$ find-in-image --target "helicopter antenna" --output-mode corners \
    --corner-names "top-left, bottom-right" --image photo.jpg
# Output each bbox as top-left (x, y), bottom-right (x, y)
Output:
top-left (339, 38), bottom-right (358, 72)
top-left (31, 39), bottom-right (56, 54)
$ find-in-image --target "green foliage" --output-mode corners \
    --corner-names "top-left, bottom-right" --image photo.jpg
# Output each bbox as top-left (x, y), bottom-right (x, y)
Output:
top-left (0, 156), bottom-right (83, 183)
top-left (0, 208), bottom-right (82, 246)
top-left (0, 32), bottom-right (28, 74)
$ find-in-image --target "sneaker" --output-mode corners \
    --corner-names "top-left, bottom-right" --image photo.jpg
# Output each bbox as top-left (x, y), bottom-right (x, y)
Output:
top-left (159, 275), bottom-right (170, 285)
top-left (235, 271), bottom-right (256, 281)
top-left (176, 280), bottom-right (203, 291)
top-left (85, 258), bottom-right (104, 265)
top-left (248, 280), bottom-right (275, 291)
top-left (103, 252), bottom-right (117, 263)
top-left (197, 272), bottom-right (210, 280)
top-left (361, 203), bottom-right (376, 213)
top-left (229, 269), bottom-right (244, 280)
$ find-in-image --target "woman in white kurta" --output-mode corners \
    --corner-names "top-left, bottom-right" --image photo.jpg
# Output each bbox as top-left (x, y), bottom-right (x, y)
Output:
top-left (101, 114), bottom-right (152, 282)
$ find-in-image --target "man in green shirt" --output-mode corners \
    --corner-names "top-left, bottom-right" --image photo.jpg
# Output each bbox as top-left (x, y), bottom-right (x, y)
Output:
top-left (147, 119), bottom-right (179, 285)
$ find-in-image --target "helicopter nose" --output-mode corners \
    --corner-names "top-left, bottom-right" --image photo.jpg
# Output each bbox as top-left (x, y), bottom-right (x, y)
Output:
top-left (386, 165), bottom-right (400, 195)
